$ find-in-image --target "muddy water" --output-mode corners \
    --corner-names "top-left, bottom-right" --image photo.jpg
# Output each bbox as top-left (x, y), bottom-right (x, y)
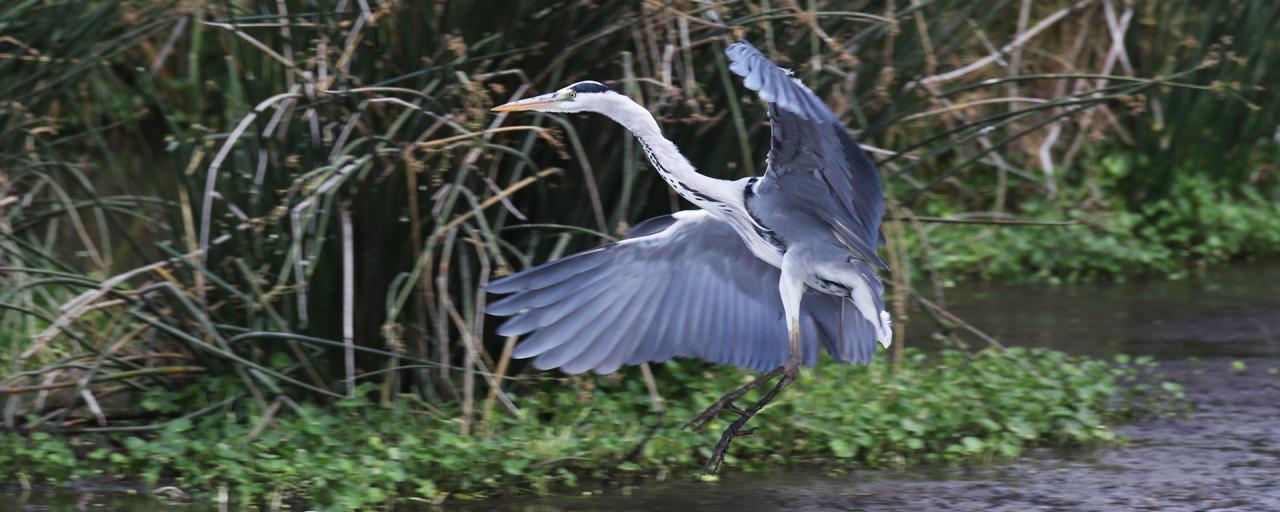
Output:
top-left (5, 263), bottom-right (1279, 511)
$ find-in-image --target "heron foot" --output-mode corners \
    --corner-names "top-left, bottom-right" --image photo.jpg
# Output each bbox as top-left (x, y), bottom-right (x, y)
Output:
top-left (696, 361), bottom-right (801, 475)
top-left (684, 364), bottom-right (787, 431)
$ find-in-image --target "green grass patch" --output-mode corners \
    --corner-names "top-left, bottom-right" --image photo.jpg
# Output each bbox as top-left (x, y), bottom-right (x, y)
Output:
top-left (1, 348), bottom-right (1183, 509)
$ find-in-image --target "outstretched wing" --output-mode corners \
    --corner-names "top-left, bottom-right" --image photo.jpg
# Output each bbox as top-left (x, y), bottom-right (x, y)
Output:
top-left (725, 40), bottom-right (887, 268)
top-left (485, 210), bottom-right (880, 375)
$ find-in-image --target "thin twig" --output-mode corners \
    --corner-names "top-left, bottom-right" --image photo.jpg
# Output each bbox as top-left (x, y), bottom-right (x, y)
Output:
top-left (912, 293), bottom-right (1004, 349)
top-left (201, 21), bottom-right (299, 71)
top-left (884, 216), bottom-right (1077, 226)
top-left (246, 397), bottom-right (284, 441)
top-left (26, 235), bottom-right (231, 362)
top-left (909, 0), bottom-right (1095, 89)
top-left (0, 367), bottom-right (208, 394)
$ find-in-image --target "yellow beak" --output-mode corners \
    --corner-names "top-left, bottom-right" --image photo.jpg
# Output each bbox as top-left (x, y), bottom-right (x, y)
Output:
top-left (491, 94), bottom-right (559, 113)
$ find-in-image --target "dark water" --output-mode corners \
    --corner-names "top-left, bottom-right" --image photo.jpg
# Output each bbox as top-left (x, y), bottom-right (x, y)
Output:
top-left (5, 262), bottom-right (1279, 511)
top-left (914, 261), bottom-right (1280, 359)
top-left (1, 485), bottom-right (201, 512)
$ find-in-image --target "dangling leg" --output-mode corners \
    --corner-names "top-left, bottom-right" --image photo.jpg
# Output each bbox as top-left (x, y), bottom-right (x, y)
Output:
top-left (690, 252), bottom-right (808, 474)
top-left (683, 364), bottom-right (787, 430)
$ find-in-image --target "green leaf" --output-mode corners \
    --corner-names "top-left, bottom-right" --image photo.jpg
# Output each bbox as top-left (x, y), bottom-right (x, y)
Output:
top-left (961, 437), bottom-right (985, 453)
top-left (829, 439), bottom-right (856, 458)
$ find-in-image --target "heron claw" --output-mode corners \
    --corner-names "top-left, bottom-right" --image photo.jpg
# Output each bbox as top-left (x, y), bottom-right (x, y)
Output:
top-left (697, 363), bottom-right (800, 475)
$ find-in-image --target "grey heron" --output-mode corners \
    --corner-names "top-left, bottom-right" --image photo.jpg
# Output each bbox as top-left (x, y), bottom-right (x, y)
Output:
top-left (488, 40), bottom-right (891, 471)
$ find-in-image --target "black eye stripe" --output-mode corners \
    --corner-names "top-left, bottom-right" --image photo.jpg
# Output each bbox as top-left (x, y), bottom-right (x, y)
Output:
top-left (569, 81), bottom-right (611, 94)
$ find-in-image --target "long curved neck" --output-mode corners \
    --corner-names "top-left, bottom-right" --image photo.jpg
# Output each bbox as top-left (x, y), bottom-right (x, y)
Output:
top-left (600, 97), bottom-right (740, 208)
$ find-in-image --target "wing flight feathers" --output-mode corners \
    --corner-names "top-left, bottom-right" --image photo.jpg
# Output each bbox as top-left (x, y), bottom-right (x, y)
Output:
top-left (486, 211), bottom-right (881, 374)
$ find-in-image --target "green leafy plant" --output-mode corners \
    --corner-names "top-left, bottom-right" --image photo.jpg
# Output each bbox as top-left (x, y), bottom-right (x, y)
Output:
top-left (910, 159), bottom-right (1280, 282)
top-left (0, 347), bottom-right (1184, 508)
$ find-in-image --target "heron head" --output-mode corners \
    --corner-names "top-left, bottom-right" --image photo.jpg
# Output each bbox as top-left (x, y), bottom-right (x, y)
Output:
top-left (491, 81), bottom-right (619, 114)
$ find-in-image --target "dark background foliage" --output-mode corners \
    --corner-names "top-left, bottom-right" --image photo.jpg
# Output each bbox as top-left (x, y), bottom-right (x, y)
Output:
top-left (1, 0), bottom-right (1276, 427)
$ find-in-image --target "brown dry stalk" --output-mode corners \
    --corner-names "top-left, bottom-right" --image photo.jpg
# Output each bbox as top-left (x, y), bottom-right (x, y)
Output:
top-left (911, 0), bottom-right (1096, 88)
top-left (26, 234), bottom-right (231, 363)
top-left (0, 367), bottom-right (208, 394)
top-left (431, 168), bottom-right (564, 236)
top-left (414, 126), bottom-right (565, 153)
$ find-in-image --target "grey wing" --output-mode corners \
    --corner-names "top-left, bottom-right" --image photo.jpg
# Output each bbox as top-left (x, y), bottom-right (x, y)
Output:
top-left (485, 210), bottom-right (879, 375)
top-left (725, 40), bottom-right (887, 268)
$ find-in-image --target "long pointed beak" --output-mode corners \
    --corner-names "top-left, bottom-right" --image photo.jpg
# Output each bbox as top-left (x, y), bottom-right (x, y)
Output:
top-left (491, 94), bottom-right (559, 113)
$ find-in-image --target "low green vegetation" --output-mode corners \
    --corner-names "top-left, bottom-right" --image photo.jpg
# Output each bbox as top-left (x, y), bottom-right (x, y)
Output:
top-left (2, 348), bottom-right (1183, 509)
top-left (912, 161), bottom-right (1280, 283)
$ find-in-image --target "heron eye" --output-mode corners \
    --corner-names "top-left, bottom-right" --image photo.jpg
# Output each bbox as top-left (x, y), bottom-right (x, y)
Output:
top-left (568, 91), bottom-right (578, 100)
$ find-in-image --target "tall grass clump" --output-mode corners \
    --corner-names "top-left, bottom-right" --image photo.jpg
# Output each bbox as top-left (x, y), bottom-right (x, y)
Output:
top-left (0, 0), bottom-right (1266, 483)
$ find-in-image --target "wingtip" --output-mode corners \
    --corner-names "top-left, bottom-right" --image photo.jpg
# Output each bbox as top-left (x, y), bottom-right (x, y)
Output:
top-left (495, 321), bottom-right (524, 338)
top-left (482, 278), bottom-right (514, 294)
top-left (723, 38), bottom-right (841, 124)
top-left (724, 38), bottom-right (759, 63)
top-left (870, 251), bottom-right (891, 271)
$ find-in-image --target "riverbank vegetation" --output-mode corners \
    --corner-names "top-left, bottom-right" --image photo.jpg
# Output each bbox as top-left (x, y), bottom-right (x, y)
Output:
top-left (2, 348), bottom-right (1182, 508)
top-left (0, 0), bottom-right (1272, 508)
top-left (916, 170), bottom-right (1280, 283)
